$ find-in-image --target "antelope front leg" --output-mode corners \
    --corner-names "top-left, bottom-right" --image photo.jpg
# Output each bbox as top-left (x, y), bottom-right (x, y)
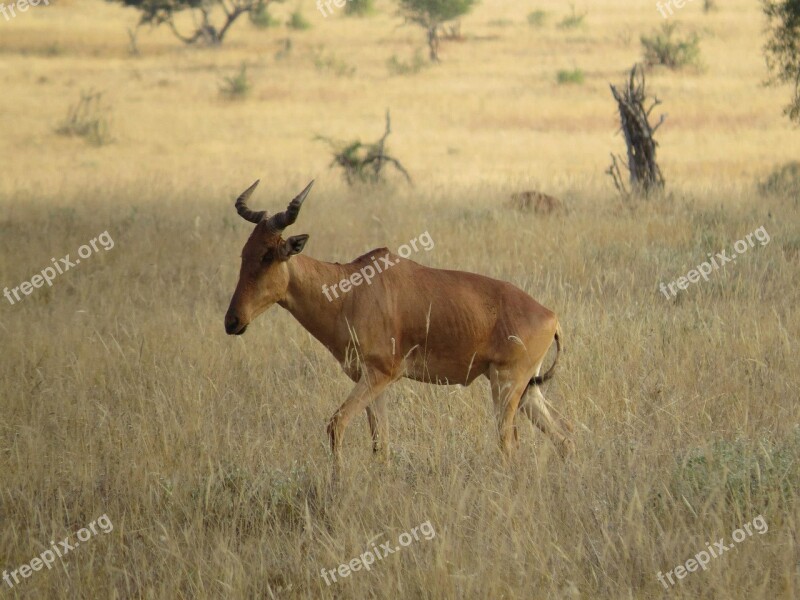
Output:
top-left (327, 370), bottom-right (392, 466)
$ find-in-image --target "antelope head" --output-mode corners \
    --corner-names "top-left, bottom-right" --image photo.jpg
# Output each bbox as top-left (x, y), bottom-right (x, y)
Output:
top-left (224, 180), bottom-right (314, 335)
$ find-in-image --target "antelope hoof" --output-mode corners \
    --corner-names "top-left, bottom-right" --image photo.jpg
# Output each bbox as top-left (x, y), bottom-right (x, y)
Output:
top-left (372, 443), bottom-right (389, 461)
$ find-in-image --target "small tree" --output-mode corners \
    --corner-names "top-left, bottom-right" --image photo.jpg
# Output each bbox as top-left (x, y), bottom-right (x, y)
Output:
top-left (397, 0), bottom-right (478, 62)
top-left (762, 0), bottom-right (800, 123)
top-left (109, 0), bottom-right (276, 45)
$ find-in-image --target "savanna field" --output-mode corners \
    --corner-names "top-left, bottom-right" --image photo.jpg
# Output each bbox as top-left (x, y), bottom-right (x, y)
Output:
top-left (0, 0), bottom-right (799, 598)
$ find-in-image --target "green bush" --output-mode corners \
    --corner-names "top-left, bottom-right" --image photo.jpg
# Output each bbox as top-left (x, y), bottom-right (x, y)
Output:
top-left (527, 10), bottom-right (547, 27)
top-left (287, 9), bottom-right (311, 30)
top-left (557, 68), bottom-right (585, 84)
top-left (558, 5), bottom-right (586, 29)
top-left (387, 49), bottom-right (428, 75)
top-left (345, 0), bottom-right (375, 16)
top-left (313, 47), bottom-right (356, 77)
top-left (641, 22), bottom-right (702, 70)
top-left (219, 63), bottom-right (251, 99)
top-left (250, 2), bottom-right (281, 28)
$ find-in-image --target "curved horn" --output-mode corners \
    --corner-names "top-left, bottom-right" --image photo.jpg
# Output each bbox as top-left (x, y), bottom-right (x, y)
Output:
top-left (235, 180), bottom-right (266, 224)
top-left (265, 180), bottom-right (314, 232)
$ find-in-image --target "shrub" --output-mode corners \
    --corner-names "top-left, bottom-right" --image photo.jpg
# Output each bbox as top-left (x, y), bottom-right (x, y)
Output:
top-left (527, 10), bottom-right (547, 27)
top-left (641, 22), bottom-right (702, 69)
top-left (220, 63), bottom-right (251, 99)
top-left (557, 68), bottom-right (585, 84)
top-left (313, 47), bottom-right (356, 77)
top-left (250, 2), bottom-right (281, 28)
top-left (55, 90), bottom-right (112, 146)
top-left (387, 49), bottom-right (428, 75)
top-left (345, 0), bottom-right (375, 16)
top-left (43, 42), bottom-right (64, 56)
top-left (287, 9), bottom-right (311, 30)
top-left (558, 4), bottom-right (586, 29)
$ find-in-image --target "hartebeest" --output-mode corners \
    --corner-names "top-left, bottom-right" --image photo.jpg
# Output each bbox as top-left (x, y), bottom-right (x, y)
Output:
top-left (225, 180), bottom-right (574, 463)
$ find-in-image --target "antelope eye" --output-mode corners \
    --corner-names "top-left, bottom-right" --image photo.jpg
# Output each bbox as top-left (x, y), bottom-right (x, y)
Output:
top-left (261, 251), bottom-right (272, 264)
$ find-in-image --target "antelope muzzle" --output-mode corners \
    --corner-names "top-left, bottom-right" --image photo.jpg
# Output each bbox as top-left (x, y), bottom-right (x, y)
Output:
top-left (224, 309), bottom-right (248, 335)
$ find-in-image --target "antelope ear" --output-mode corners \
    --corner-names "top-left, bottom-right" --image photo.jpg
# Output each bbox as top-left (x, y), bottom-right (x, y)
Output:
top-left (281, 234), bottom-right (309, 258)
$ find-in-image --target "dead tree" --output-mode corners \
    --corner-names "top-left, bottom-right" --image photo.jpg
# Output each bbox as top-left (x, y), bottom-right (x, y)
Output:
top-left (316, 111), bottom-right (412, 186)
top-left (607, 64), bottom-right (666, 197)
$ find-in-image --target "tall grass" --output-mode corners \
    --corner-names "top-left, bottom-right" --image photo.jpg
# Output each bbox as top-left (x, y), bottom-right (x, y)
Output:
top-left (0, 182), bottom-right (797, 598)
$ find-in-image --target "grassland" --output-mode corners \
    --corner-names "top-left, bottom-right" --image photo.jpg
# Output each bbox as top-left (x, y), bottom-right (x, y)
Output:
top-left (0, 0), bottom-right (798, 598)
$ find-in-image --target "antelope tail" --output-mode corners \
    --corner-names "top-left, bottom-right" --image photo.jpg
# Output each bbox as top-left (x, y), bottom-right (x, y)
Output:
top-left (529, 323), bottom-right (562, 386)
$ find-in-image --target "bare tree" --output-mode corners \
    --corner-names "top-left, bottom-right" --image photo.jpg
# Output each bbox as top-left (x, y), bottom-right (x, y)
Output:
top-left (607, 64), bottom-right (666, 197)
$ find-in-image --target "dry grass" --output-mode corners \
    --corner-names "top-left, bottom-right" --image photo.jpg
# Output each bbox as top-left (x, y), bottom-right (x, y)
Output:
top-left (0, 0), bottom-right (798, 598)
